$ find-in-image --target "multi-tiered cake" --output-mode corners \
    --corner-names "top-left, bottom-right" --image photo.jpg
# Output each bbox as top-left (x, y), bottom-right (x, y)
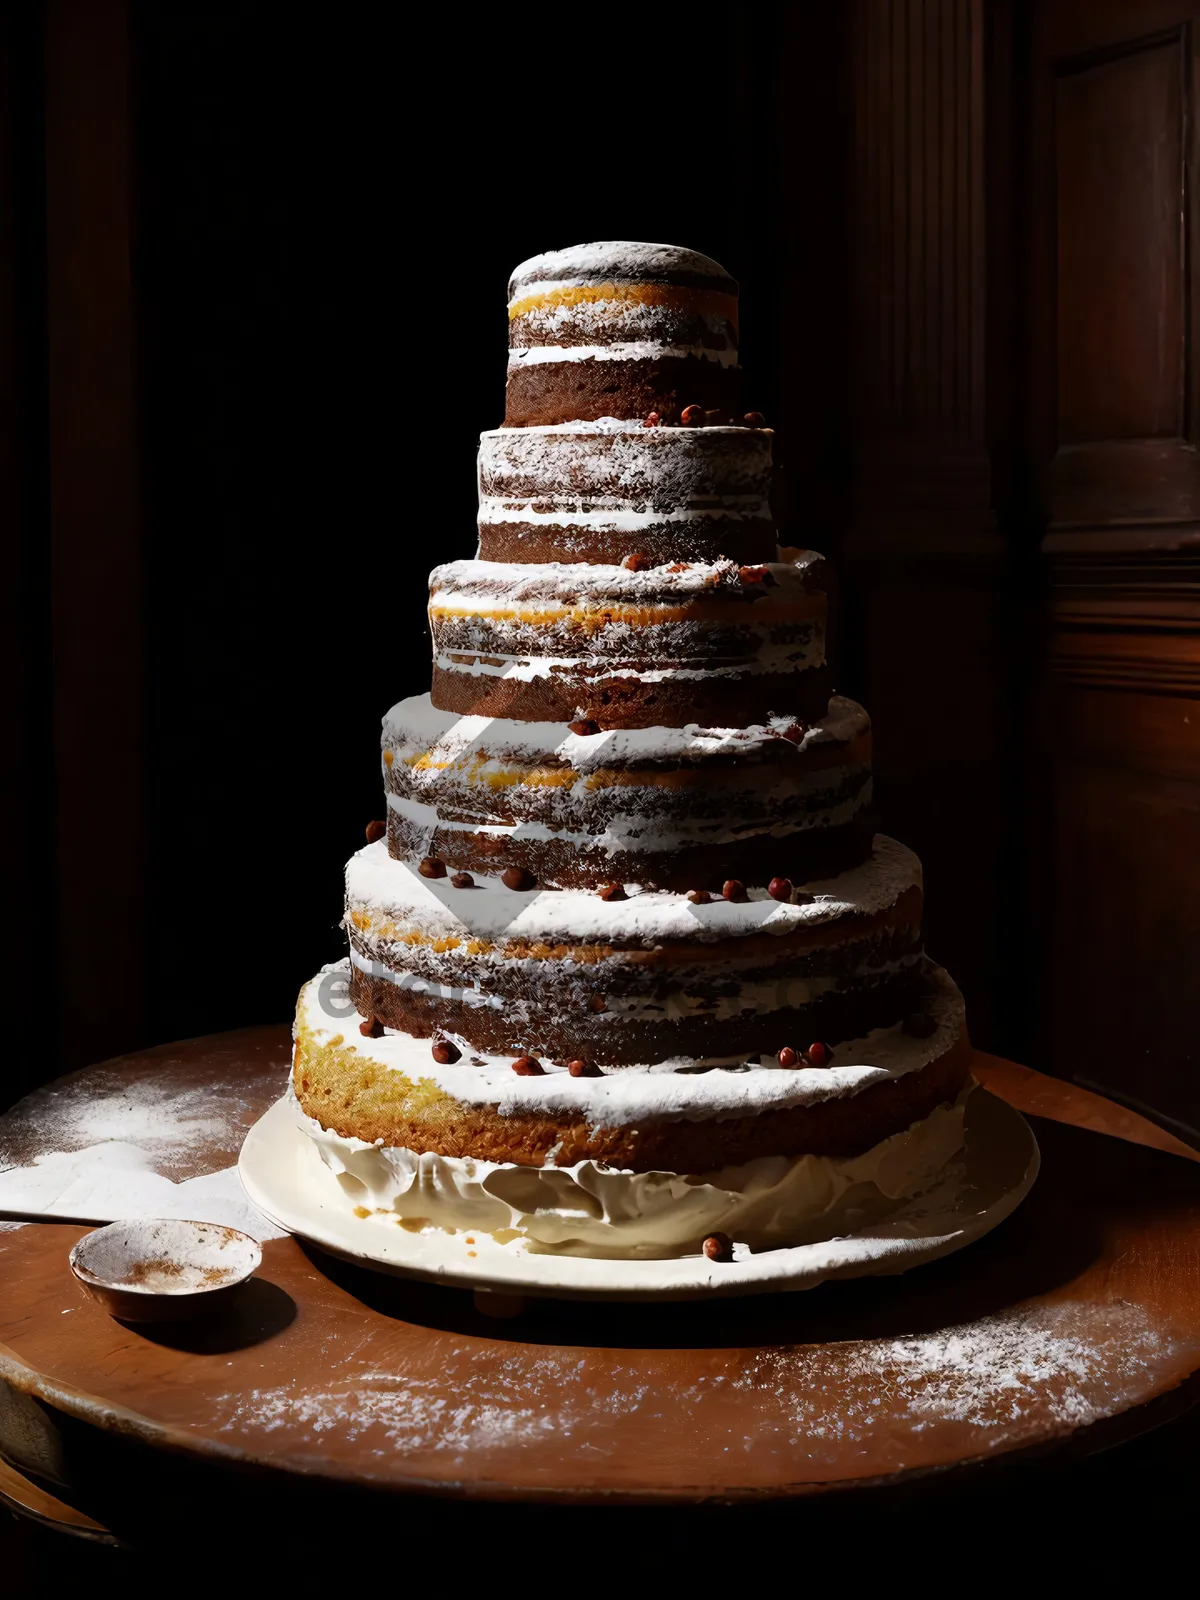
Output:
top-left (291, 242), bottom-right (973, 1260)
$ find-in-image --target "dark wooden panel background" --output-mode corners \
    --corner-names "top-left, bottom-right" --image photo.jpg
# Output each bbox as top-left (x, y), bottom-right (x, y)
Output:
top-left (1032, 0), bottom-right (1200, 1136)
top-left (2, 0), bottom-right (1197, 1140)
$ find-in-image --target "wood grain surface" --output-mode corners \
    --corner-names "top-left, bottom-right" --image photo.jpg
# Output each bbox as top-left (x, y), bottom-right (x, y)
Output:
top-left (0, 1027), bottom-right (1197, 1541)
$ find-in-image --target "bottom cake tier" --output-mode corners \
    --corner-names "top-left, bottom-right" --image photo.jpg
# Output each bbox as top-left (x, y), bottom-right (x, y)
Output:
top-left (291, 958), bottom-right (972, 1259)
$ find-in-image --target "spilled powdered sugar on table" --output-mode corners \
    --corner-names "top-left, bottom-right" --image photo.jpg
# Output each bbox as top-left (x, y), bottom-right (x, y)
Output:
top-left (0, 1038), bottom-right (288, 1240)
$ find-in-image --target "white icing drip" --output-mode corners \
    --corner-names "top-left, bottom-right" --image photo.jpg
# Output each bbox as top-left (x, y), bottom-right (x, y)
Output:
top-left (383, 692), bottom-right (868, 773)
top-left (507, 342), bottom-right (741, 369)
top-left (294, 1086), bottom-right (971, 1259)
top-left (508, 242), bottom-right (734, 297)
top-left (342, 834), bottom-right (917, 948)
top-left (295, 958), bottom-right (962, 1124)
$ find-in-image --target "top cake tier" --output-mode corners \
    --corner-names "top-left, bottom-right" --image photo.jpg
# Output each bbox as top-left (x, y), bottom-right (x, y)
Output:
top-left (505, 241), bottom-right (742, 427)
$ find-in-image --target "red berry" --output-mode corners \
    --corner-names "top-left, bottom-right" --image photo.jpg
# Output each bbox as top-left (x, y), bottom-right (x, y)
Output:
top-left (642, 411), bottom-right (661, 428)
top-left (587, 994), bottom-right (607, 1013)
top-left (703, 1232), bottom-right (734, 1262)
top-left (768, 877), bottom-right (793, 902)
top-left (365, 819), bottom-right (386, 844)
top-left (780, 722), bottom-right (807, 743)
top-left (431, 1039), bottom-right (461, 1064)
top-left (569, 718), bottom-right (601, 736)
top-left (502, 866), bottom-right (536, 891)
top-left (722, 879), bottom-right (747, 902)
top-left (804, 1041), bottom-right (832, 1067)
top-left (777, 1046), bottom-right (799, 1068)
top-left (359, 1016), bottom-right (383, 1038)
top-left (744, 411), bottom-right (766, 427)
top-left (680, 404), bottom-right (704, 426)
top-left (512, 1055), bottom-right (543, 1076)
top-left (738, 564), bottom-right (775, 586)
top-left (567, 1059), bottom-right (597, 1078)
top-left (418, 856), bottom-right (446, 879)
top-left (598, 882), bottom-right (627, 901)
top-left (623, 551), bottom-right (653, 571)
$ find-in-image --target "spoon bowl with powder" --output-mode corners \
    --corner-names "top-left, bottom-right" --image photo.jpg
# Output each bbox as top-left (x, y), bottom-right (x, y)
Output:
top-left (69, 1218), bottom-right (262, 1322)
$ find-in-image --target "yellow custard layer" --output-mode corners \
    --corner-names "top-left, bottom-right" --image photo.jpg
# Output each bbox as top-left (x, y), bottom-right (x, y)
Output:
top-left (428, 597), bottom-right (824, 630)
top-left (508, 280), bottom-right (739, 326)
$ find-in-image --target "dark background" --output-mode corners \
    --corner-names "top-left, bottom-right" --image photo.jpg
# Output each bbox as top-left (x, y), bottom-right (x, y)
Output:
top-left (4, 0), bottom-right (1200, 1142)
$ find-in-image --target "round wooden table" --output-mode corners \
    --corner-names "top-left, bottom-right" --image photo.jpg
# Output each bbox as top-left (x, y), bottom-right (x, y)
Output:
top-left (0, 1027), bottom-right (1198, 1551)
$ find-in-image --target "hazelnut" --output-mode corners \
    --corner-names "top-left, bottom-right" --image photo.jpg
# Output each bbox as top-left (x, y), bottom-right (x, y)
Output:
top-left (359, 1016), bottom-right (383, 1038)
top-left (418, 856), bottom-right (447, 879)
top-left (512, 1055), bottom-right (543, 1076)
top-left (450, 871), bottom-right (474, 889)
top-left (569, 718), bottom-right (601, 736)
top-left (365, 819), bottom-right (386, 844)
top-left (597, 882), bottom-right (627, 901)
top-left (502, 866), bottom-right (536, 891)
top-left (431, 1039), bottom-right (461, 1064)
top-left (680, 404), bottom-right (704, 426)
top-left (687, 889), bottom-right (712, 904)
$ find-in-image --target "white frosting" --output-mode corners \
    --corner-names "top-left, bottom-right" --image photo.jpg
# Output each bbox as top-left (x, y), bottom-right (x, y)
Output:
top-left (429, 554), bottom-right (822, 606)
top-left (507, 342), bottom-right (741, 369)
top-left (433, 645), bottom-right (819, 686)
top-left (294, 1086), bottom-right (971, 1259)
top-left (295, 958), bottom-right (962, 1125)
top-left (383, 691), bottom-right (867, 772)
top-left (477, 500), bottom-right (769, 530)
top-left (508, 242), bottom-right (734, 297)
top-left (383, 781), bottom-right (870, 856)
top-left (343, 833), bottom-right (916, 948)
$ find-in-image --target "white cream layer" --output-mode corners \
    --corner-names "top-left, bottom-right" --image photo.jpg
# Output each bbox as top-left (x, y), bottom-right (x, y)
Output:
top-left (383, 777), bottom-right (871, 856)
top-left (507, 342), bottom-right (741, 369)
top-left (293, 1086), bottom-right (971, 1260)
top-left (429, 553), bottom-right (821, 604)
top-left (383, 691), bottom-right (866, 773)
top-left (296, 957), bottom-right (962, 1124)
top-left (433, 645), bottom-right (820, 685)
top-left (343, 832), bottom-right (915, 948)
top-left (477, 501), bottom-right (770, 530)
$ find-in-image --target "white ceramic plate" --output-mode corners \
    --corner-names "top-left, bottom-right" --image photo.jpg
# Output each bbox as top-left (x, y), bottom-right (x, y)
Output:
top-left (237, 1088), bottom-right (1039, 1302)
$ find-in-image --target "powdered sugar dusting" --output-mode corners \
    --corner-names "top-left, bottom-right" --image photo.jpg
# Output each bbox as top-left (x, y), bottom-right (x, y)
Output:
top-left (508, 241), bottom-right (734, 295)
top-left (204, 1299), bottom-right (1185, 1472)
top-left (738, 1301), bottom-right (1176, 1447)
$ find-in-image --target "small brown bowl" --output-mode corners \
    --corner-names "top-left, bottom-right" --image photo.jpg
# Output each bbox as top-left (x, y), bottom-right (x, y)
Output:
top-left (69, 1219), bottom-right (262, 1322)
